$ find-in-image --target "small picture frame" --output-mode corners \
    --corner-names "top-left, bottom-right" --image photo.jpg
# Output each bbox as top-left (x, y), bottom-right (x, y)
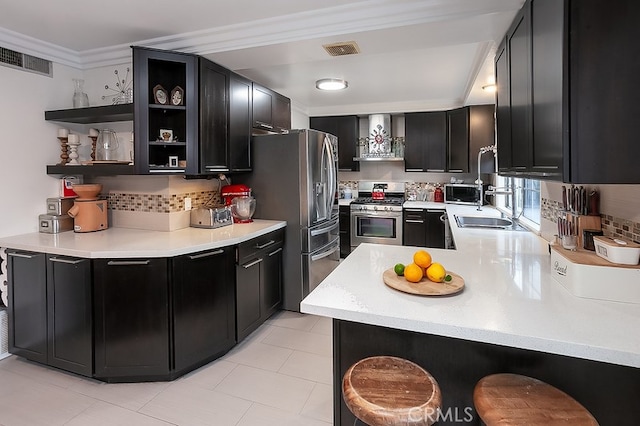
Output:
top-left (168, 156), bottom-right (179, 168)
top-left (159, 129), bottom-right (173, 142)
top-left (170, 86), bottom-right (184, 106)
top-left (153, 84), bottom-right (168, 105)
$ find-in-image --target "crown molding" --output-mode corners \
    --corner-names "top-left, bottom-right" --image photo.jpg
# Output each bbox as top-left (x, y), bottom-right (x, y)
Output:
top-left (3, 0), bottom-right (523, 70)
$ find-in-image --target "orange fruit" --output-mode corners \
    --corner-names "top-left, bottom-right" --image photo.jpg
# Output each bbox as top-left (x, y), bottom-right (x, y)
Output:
top-left (426, 262), bottom-right (446, 283)
top-left (413, 250), bottom-right (432, 269)
top-left (403, 263), bottom-right (424, 283)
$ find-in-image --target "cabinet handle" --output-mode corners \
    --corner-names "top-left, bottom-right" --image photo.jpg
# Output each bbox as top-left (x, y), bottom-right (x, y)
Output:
top-left (404, 209), bottom-right (423, 213)
top-left (255, 240), bottom-right (275, 249)
top-left (426, 209), bottom-right (445, 213)
top-left (440, 214), bottom-right (447, 223)
top-left (448, 169), bottom-right (463, 172)
top-left (107, 260), bottom-right (151, 266)
top-left (267, 247), bottom-right (283, 257)
top-left (49, 257), bottom-right (85, 265)
top-left (405, 219), bottom-right (424, 224)
top-left (189, 249), bottom-right (224, 260)
top-left (8, 252), bottom-right (36, 259)
top-left (242, 258), bottom-right (263, 269)
top-left (405, 168), bottom-right (424, 172)
top-left (205, 166), bottom-right (230, 172)
top-left (255, 122), bottom-right (273, 130)
top-left (426, 169), bottom-right (445, 172)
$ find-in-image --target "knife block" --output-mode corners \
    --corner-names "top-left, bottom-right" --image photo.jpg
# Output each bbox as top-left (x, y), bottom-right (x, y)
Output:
top-left (566, 212), bottom-right (602, 249)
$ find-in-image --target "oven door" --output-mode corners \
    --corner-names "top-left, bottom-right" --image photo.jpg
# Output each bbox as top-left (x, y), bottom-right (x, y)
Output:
top-left (351, 210), bottom-right (402, 248)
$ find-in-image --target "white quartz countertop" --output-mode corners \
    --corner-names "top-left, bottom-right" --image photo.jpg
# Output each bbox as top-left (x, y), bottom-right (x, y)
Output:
top-left (0, 220), bottom-right (286, 258)
top-left (301, 204), bottom-right (640, 368)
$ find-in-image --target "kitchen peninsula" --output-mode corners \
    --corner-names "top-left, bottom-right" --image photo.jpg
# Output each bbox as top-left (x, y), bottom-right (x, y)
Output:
top-left (0, 220), bottom-right (285, 383)
top-left (301, 206), bottom-right (640, 425)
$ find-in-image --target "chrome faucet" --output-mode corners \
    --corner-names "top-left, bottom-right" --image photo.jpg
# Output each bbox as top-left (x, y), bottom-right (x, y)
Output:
top-left (475, 145), bottom-right (496, 211)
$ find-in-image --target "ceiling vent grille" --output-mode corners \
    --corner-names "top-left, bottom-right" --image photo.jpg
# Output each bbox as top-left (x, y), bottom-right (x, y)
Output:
top-left (323, 41), bottom-right (360, 57)
top-left (0, 46), bottom-right (52, 77)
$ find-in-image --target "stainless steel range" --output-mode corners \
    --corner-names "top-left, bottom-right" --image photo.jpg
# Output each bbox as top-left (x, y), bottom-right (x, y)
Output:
top-left (350, 181), bottom-right (405, 250)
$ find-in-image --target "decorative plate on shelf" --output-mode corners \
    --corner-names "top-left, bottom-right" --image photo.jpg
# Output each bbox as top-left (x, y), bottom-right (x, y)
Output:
top-left (382, 268), bottom-right (465, 296)
top-left (153, 84), bottom-right (168, 105)
top-left (170, 86), bottom-right (184, 106)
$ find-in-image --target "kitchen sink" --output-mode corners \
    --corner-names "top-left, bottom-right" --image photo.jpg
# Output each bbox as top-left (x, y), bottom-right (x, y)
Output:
top-left (454, 215), bottom-right (527, 231)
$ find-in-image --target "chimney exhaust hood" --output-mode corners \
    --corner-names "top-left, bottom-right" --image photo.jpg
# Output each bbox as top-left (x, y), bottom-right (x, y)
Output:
top-left (354, 114), bottom-right (404, 162)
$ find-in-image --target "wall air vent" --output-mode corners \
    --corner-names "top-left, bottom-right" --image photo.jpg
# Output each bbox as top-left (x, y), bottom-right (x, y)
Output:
top-left (0, 46), bottom-right (52, 77)
top-left (322, 41), bottom-right (360, 57)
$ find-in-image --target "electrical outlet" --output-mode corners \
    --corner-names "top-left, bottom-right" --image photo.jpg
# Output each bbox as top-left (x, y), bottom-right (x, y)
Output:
top-left (184, 197), bottom-right (192, 211)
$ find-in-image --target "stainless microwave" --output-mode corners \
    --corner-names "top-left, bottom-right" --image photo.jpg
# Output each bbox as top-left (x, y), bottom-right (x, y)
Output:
top-left (444, 184), bottom-right (486, 205)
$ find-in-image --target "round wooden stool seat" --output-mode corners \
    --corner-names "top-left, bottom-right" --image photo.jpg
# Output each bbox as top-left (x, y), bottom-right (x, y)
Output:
top-left (342, 356), bottom-right (442, 426)
top-left (473, 373), bottom-right (598, 425)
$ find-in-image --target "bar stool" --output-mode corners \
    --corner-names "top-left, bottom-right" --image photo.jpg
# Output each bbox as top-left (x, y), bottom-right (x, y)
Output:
top-left (473, 373), bottom-right (599, 425)
top-left (342, 356), bottom-right (442, 426)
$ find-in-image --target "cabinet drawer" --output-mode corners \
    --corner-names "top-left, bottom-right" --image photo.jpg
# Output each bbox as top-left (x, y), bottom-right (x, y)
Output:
top-left (237, 229), bottom-right (284, 262)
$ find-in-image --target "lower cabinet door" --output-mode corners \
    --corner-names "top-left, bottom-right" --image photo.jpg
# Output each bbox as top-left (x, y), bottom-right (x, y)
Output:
top-left (7, 250), bottom-right (47, 364)
top-left (93, 258), bottom-right (170, 380)
top-left (236, 256), bottom-right (262, 341)
top-left (425, 210), bottom-right (446, 249)
top-left (403, 209), bottom-right (427, 247)
top-left (172, 247), bottom-right (236, 371)
top-left (47, 255), bottom-right (92, 376)
top-left (261, 245), bottom-right (283, 320)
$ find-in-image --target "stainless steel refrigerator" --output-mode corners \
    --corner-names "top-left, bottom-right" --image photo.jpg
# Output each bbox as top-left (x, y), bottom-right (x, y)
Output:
top-left (241, 129), bottom-right (339, 311)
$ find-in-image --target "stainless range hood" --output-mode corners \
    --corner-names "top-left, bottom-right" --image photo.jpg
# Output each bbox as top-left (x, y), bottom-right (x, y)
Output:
top-left (354, 114), bottom-right (404, 161)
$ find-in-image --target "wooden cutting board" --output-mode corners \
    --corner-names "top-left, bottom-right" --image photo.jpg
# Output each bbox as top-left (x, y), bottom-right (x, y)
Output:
top-left (382, 268), bottom-right (465, 296)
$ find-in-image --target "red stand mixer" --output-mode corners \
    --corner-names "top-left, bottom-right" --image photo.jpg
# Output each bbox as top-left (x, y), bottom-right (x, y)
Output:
top-left (221, 184), bottom-right (255, 223)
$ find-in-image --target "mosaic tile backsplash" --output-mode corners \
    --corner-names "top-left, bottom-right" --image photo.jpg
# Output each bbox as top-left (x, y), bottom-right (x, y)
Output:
top-left (541, 197), bottom-right (639, 243)
top-left (107, 191), bottom-right (221, 213)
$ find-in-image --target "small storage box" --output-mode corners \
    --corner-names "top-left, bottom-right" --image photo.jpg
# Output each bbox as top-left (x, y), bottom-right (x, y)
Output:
top-left (593, 236), bottom-right (640, 265)
top-left (46, 197), bottom-right (75, 216)
top-left (39, 214), bottom-right (73, 233)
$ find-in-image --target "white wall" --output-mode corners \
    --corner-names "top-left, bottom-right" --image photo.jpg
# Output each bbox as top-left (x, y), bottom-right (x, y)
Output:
top-left (0, 63), bottom-right (86, 237)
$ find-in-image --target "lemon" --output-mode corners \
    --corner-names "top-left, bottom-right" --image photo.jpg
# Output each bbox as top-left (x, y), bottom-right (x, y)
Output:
top-left (394, 263), bottom-right (405, 276)
top-left (426, 262), bottom-right (447, 283)
top-left (413, 250), bottom-right (432, 269)
top-left (404, 263), bottom-right (424, 283)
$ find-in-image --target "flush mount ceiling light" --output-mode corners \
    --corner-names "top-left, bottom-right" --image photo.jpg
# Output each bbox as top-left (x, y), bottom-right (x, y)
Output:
top-left (316, 79), bottom-right (348, 91)
top-left (482, 84), bottom-right (496, 92)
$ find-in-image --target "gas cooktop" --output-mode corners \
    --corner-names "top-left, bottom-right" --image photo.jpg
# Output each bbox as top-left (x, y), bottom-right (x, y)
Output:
top-left (351, 197), bottom-right (404, 206)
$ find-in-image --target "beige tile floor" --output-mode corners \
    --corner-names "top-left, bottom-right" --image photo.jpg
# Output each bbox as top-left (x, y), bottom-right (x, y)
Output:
top-left (0, 311), bottom-right (333, 426)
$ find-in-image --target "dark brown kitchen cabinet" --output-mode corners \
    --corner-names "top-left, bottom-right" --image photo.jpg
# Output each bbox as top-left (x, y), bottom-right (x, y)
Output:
top-left (236, 229), bottom-right (284, 341)
top-left (339, 205), bottom-right (351, 258)
top-left (310, 115), bottom-right (360, 171)
top-left (447, 107), bottom-right (470, 173)
top-left (402, 209), bottom-right (445, 249)
top-left (172, 247), bottom-right (236, 372)
top-left (404, 111), bottom-right (447, 172)
top-left (496, 0), bottom-right (640, 183)
top-left (133, 46), bottom-right (198, 175)
top-left (495, 40), bottom-right (512, 174)
top-left (93, 258), bottom-right (170, 381)
top-left (252, 83), bottom-right (290, 133)
top-left (7, 251), bottom-right (92, 376)
top-left (7, 250), bottom-right (47, 364)
top-left (469, 104), bottom-right (497, 175)
top-left (229, 72), bottom-right (253, 172)
top-left (198, 57), bottom-right (229, 174)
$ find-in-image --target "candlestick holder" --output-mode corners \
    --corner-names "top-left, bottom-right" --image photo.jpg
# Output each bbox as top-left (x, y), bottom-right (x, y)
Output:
top-left (67, 138), bottom-right (81, 165)
top-left (89, 136), bottom-right (98, 161)
top-left (57, 137), bottom-right (69, 165)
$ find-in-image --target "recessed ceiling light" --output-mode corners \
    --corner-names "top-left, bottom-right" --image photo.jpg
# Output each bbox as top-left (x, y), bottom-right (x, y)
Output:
top-left (316, 79), bottom-right (348, 91)
top-left (482, 84), bottom-right (496, 92)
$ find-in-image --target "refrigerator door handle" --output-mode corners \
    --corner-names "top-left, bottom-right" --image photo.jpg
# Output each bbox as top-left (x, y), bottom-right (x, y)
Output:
top-left (324, 136), bottom-right (336, 217)
top-left (311, 240), bottom-right (340, 262)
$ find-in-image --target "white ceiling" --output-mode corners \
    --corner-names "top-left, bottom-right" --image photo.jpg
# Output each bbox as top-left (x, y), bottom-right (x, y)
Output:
top-left (0, 0), bottom-right (524, 116)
